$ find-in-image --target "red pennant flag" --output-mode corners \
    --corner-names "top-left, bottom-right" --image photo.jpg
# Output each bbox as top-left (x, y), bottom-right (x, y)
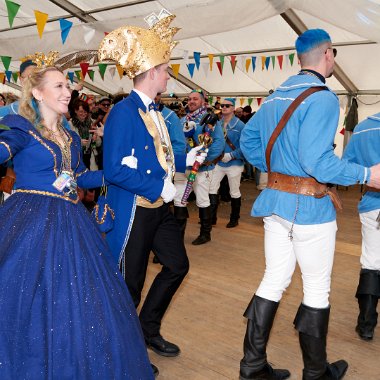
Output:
top-left (230, 55), bottom-right (237, 73)
top-left (216, 61), bottom-right (223, 76)
top-left (339, 127), bottom-right (345, 135)
top-left (257, 98), bottom-right (262, 106)
top-left (104, 32), bottom-right (109, 36)
top-left (277, 55), bottom-right (284, 70)
top-left (80, 62), bottom-right (89, 79)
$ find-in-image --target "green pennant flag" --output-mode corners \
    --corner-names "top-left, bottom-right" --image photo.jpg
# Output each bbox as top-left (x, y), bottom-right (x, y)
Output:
top-left (271, 56), bottom-right (275, 69)
top-left (88, 69), bottom-right (95, 81)
top-left (208, 95), bottom-right (213, 105)
top-left (1, 56), bottom-right (12, 71)
top-left (219, 55), bottom-right (225, 69)
top-left (289, 53), bottom-right (295, 66)
top-left (74, 70), bottom-right (82, 80)
top-left (12, 72), bottom-right (18, 83)
top-left (98, 63), bottom-right (107, 80)
top-left (248, 98), bottom-right (253, 106)
top-left (5, 0), bottom-right (20, 28)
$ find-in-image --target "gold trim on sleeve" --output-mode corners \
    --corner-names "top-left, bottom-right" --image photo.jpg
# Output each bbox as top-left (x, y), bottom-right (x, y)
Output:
top-left (0, 141), bottom-right (12, 162)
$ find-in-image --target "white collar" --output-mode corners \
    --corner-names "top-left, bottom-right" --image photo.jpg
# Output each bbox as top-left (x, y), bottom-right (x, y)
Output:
top-left (133, 89), bottom-right (153, 110)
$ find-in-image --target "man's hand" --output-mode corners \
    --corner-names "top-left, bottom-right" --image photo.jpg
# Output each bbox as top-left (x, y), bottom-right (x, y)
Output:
top-left (186, 146), bottom-right (208, 166)
top-left (368, 163), bottom-right (380, 188)
top-left (161, 177), bottom-right (176, 203)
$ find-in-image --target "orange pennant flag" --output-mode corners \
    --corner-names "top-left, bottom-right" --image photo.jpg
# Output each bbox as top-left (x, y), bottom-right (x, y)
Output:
top-left (116, 64), bottom-right (124, 79)
top-left (208, 54), bottom-right (214, 71)
top-left (0, 73), bottom-right (5, 84)
top-left (34, 10), bottom-right (48, 39)
top-left (245, 58), bottom-right (251, 72)
top-left (261, 56), bottom-right (266, 70)
top-left (171, 63), bottom-right (180, 79)
top-left (277, 55), bottom-right (284, 70)
top-left (240, 98), bottom-right (245, 107)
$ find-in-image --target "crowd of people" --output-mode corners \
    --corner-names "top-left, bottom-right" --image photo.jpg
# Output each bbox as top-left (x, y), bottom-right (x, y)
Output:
top-left (0, 12), bottom-right (379, 380)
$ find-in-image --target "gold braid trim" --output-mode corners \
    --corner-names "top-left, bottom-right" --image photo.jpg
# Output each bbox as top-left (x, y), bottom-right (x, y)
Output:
top-left (0, 141), bottom-right (12, 161)
top-left (76, 168), bottom-right (89, 179)
top-left (14, 189), bottom-right (79, 204)
top-left (92, 203), bottom-right (115, 224)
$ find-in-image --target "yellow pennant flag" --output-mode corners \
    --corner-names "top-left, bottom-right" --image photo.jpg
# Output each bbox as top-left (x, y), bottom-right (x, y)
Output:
top-left (245, 58), bottom-right (251, 72)
top-left (261, 56), bottom-right (266, 70)
top-left (171, 63), bottom-right (180, 79)
top-left (116, 64), bottom-right (124, 79)
top-left (34, 10), bottom-right (48, 39)
top-left (240, 98), bottom-right (245, 107)
top-left (208, 54), bottom-right (214, 71)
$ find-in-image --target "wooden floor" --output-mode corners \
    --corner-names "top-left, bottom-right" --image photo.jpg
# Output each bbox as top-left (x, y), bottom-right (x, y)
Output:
top-left (142, 183), bottom-right (379, 380)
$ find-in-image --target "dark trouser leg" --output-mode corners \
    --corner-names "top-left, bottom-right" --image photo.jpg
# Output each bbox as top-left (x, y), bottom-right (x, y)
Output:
top-left (240, 295), bottom-right (290, 380)
top-left (209, 194), bottom-right (219, 225)
top-left (173, 205), bottom-right (189, 241)
top-left (294, 303), bottom-right (348, 380)
top-left (192, 206), bottom-right (212, 245)
top-left (227, 196), bottom-right (241, 228)
top-left (355, 269), bottom-right (380, 341)
top-left (140, 205), bottom-right (189, 337)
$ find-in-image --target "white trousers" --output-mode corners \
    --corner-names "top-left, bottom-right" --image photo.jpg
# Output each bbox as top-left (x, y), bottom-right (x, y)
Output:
top-left (192, 170), bottom-right (213, 208)
top-left (173, 172), bottom-right (188, 207)
top-left (360, 209), bottom-right (380, 270)
top-left (256, 215), bottom-right (337, 308)
top-left (209, 164), bottom-right (244, 198)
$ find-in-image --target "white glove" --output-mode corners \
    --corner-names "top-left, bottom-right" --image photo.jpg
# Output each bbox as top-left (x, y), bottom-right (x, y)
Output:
top-left (186, 146), bottom-right (208, 166)
top-left (221, 152), bottom-right (233, 163)
top-left (121, 149), bottom-right (138, 169)
top-left (161, 177), bottom-right (177, 203)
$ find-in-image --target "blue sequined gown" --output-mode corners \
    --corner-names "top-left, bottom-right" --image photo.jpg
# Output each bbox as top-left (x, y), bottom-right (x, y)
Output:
top-left (0, 115), bottom-right (154, 379)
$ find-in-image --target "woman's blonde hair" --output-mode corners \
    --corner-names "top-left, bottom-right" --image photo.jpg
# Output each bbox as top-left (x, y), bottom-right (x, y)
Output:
top-left (18, 66), bottom-right (64, 136)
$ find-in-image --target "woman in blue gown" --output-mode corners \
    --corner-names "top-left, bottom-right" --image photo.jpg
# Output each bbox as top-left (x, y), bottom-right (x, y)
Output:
top-left (0, 66), bottom-right (154, 379)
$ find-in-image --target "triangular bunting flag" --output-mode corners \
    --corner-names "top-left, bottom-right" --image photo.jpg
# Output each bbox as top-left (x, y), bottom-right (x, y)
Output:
top-left (5, 70), bottom-right (12, 82)
top-left (5, 0), bottom-right (20, 28)
top-left (261, 56), bottom-right (266, 70)
top-left (79, 62), bottom-right (89, 79)
top-left (208, 54), bottom-right (214, 71)
top-left (12, 72), bottom-right (18, 83)
top-left (257, 98), bottom-right (262, 106)
top-left (187, 63), bottom-right (195, 78)
top-left (277, 55), bottom-right (284, 70)
top-left (109, 67), bottom-right (116, 78)
top-left (201, 62), bottom-right (208, 77)
top-left (1, 56), bottom-right (12, 71)
top-left (0, 73), bottom-right (5, 84)
top-left (271, 56), bottom-right (275, 69)
top-left (240, 98), bottom-right (245, 107)
top-left (116, 64), bottom-right (124, 79)
top-left (88, 70), bottom-right (95, 81)
top-left (183, 50), bottom-right (189, 62)
top-left (216, 62), bottom-right (223, 76)
top-left (59, 18), bottom-right (73, 44)
top-left (193, 52), bottom-right (201, 70)
top-left (83, 25), bottom-right (96, 45)
top-left (245, 58), bottom-right (251, 72)
top-left (67, 72), bottom-right (75, 83)
top-left (171, 63), bottom-right (180, 79)
top-left (219, 56), bottom-right (225, 70)
top-left (251, 57), bottom-right (256, 73)
top-left (339, 127), bottom-right (345, 135)
top-left (265, 57), bottom-right (270, 70)
top-left (248, 98), bottom-right (253, 106)
top-left (34, 10), bottom-right (49, 39)
top-left (98, 63), bottom-right (107, 80)
top-left (289, 53), bottom-right (295, 66)
top-left (240, 56), bottom-right (246, 72)
top-left (230, 55), bottom-right (237, 73)
top-left (208, 95), bottom-right (213, 105)
top-left (74, 70), bottom-right (82, 81)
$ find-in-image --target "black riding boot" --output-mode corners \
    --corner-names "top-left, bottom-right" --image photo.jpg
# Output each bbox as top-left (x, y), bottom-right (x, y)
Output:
top-left (355, 269), bottom-right (380, 341)
top-left (227, 196), bottom-right (241, 228)
top-left (209, 194), bottom-right (219, 225)
top-left (192, 206), bottom-right (212, 245)
top-left (174, 205), bottom-right (189, 242)
top-left (294, 303), bottom-right (348, 380)
top-left (240, 295), bottom-right (290, 380)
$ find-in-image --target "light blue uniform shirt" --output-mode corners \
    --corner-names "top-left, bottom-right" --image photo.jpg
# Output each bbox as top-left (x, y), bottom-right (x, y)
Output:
top-left (241, 74), bottom-right (370, 225)
top-left (343, 113), bottom-right (380, 213)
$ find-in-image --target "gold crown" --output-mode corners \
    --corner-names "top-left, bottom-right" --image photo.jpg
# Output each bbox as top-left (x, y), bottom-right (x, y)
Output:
top-left (98, 14), bottom-right (179, 79)
top-left (23, 51), bottom-right (60, 68)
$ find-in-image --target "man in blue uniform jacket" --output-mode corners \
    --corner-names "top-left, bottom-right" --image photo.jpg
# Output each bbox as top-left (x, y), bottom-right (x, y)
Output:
top-left (98, 14), bottom-right (206, 375)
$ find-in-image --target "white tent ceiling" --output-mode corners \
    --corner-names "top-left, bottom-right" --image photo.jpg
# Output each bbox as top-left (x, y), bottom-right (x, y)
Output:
top-left (0, 0), bottom-right (380, 103)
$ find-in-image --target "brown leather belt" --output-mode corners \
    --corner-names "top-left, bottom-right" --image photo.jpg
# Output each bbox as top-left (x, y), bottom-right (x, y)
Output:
top-left (267, 172), bottom-right (342, 210)
top-left (364, 185), bottom-right (380, 193)
top-left (203, 153), bottom-right (224, 166)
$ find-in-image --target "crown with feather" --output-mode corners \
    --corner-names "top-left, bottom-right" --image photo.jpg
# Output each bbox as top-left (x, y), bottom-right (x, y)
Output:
top-left (97, 12), bottom-right (179, 79)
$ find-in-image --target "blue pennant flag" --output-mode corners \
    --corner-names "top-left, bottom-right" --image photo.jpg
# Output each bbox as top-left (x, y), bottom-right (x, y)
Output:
top-left (59, 18), bottom-right (73, 44)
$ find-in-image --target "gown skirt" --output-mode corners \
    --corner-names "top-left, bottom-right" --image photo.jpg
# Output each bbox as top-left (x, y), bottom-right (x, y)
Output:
top-left (0, 192), bottom-right (154, 380)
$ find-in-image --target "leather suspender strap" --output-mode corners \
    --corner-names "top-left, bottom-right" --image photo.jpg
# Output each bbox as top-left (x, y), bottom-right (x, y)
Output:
top-left (265, 86), bottom-right (327, 173)
top-left (225, 135), bottom-right (237, 151)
